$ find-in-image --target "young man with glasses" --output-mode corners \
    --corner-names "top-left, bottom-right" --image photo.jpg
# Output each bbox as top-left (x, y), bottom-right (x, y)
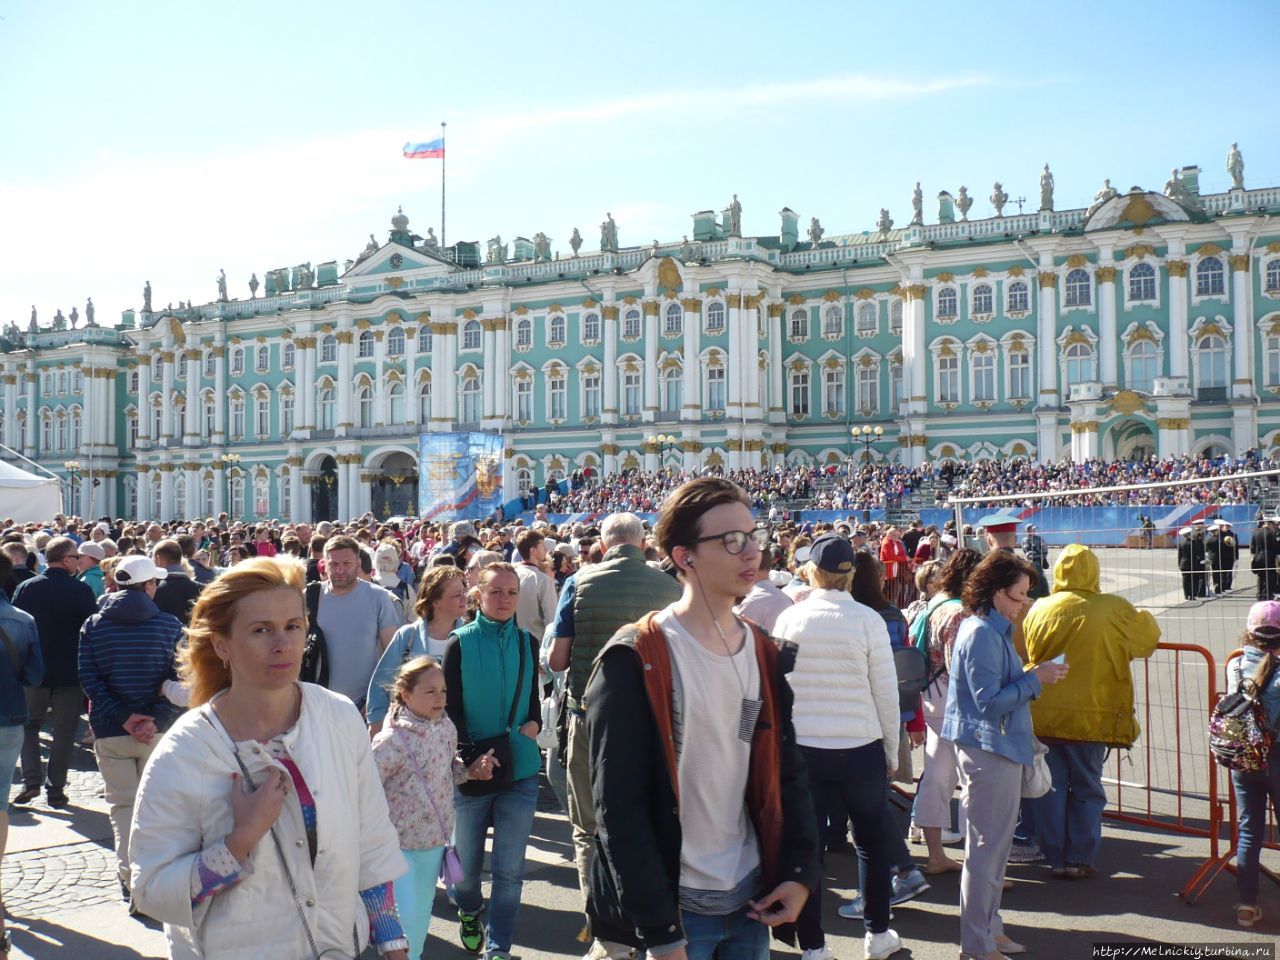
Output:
top-left (585, 478), bottom-right (819, 960)
top-left (11, 537), bottom-right (98, 808)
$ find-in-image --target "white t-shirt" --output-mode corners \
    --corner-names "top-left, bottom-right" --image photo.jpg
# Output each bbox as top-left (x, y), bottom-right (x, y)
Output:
top-left (654, 606), bottom-right (761, 909)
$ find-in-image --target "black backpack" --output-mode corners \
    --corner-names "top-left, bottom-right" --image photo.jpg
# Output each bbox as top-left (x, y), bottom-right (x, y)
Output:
top-left (299, 581), bottom-right (329, 687)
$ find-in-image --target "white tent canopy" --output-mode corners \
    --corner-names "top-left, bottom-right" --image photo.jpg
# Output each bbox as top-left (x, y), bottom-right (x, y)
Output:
top-left (0, 459), bottom-right (62, 523)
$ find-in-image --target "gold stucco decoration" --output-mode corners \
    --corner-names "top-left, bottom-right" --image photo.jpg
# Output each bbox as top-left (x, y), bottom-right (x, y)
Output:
top-left (1109, 390), bottom-right (1147, 415)
top-left (1096, 266), bottom-right (1118, 283)
top-left (657, 258), bottom-right (683, 297)
top-left (1009, 266), bottom-right (1025, 277)
top-left (1038, 273), bottom-right (1057, 289)
top-left (937, 272), bottom-right (955, 283)
top-left (385, 277), bottom-right (404, 290)
top-left (972, 267), bottom-right (989, 278)
top-left (787, 294), bottom-right (806, 305)
top-left (1120, 196), bottom-right (1158, 227)
top-left (1230, 254), bottom-right (1251, 272)
top-left (1066, 255), bottom-right (1088, 268)
top-left (854, 288), bottom-right (876, 301)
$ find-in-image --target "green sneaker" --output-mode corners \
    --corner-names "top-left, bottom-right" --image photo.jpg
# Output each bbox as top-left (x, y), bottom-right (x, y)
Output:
top-left (458, 911), bottom-right (485, 955)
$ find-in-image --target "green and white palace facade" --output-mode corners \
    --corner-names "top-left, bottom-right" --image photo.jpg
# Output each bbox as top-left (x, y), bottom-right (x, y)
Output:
top-left (6, 160), bottom-right (1280, 522)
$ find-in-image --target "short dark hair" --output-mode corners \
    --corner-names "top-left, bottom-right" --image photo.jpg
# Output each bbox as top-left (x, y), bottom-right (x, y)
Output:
top-left (176, 535), bottom-right (196, 559)
top-left (849, 552), bottom-right (887, 609)
top-left (654, 477), bottom-right (752, 558)
top-left (154, 539), bottom-right (183, 567)
top-left (962, 550), bottom-right (1040, 615)
top-left (44, 537), bottom-right (76, 565)
top-left (309, 534), bottom-right (327, 556)
top-left (430, 554), bottom-right (458, 568)
top-left (358, 548), bottom-right (373, 575)
top-left (937, 548), bottom-right (983, 598)
top-left (0, 555), bottom-right (12, 582)
top-left (324, 535), bottom-right (361, 558)
top-left (515, 530), bottom-right (544, 562)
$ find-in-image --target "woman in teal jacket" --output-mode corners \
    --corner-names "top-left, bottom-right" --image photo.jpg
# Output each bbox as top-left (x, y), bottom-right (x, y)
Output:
top-left (443, 563), bottom-right (541, 960)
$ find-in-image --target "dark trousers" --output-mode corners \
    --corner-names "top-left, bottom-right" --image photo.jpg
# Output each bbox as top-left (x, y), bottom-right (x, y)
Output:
top-left (22, 686), bottom-right (82, 792)
top-left (1257, 570), bottom-right (1279, 600)
top-left (797, 742), bottom-right (893, 946)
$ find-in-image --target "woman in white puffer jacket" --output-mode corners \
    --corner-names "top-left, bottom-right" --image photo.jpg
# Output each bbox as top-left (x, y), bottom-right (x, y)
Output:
top-left (772, 534), bottom-right (903, 960)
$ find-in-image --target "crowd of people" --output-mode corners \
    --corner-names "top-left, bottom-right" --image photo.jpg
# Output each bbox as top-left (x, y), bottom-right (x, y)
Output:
top-left (0, 483), bottom-right (1273, 960)
top-left (547, 451), bottom-right (1279, 515)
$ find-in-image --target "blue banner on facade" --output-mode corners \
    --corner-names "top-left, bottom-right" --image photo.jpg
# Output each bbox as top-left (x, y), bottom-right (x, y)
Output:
top-left (418, 432), bottom-right (504, 521)
top-left (917, 503), bottom-right (1261, 546)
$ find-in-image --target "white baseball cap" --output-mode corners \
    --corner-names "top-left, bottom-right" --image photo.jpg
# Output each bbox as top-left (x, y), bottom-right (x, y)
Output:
top-left (114, 555), bottom-right (169, 585)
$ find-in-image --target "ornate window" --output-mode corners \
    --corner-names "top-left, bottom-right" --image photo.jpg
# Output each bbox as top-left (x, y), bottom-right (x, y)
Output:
top-left (1196, 334), bottom-right (1228, 389)
top-left (152, 355), bottom-right (164, 380)
top-left (1266, 259), bottom-right (1280, 294)
top-left (890, 300), bottom-right (903, 336)
top-left (461, 377), bottom-right (481, 423)
top-left (827, 305), bottom-right (847, 338)
top-left (462, 319), bottom-right (482, 351)
top-left (317, 387), bottom-right (335, 430)
top-left (126, 409), bottom-right (138, 448)
top-left (1009, 349), bottom-right (1031, 400)
top-left (516, 467), bottom-right (533, 495)
top-left (282, 394), bottom-right (295, 434)
top-left (707, 366), bottom-right (726, 412)
top-left (203, 396), bottom-right (216, 438)
top-left (1196, 256), bottom-right (1225, 297)
top-left (973, 283), bottom-right (994, 315)
top-left (516, 317), bottom-right (532, 348)
top-left (855, 302), bottom-right (877, 336)
top-left (1129, 263), bottom-right (1156, 301)
top-left (1007, 281), bottom-right (1029, 313)
top-left (253, 473), bottom-right (270, 519)
top-left (72, 369), bottom-right (83, 393)
top-left (548, 314), bottom-right (566, 346)
top-left (279, 473), bottom-right (291, 522)
top-left (548, 372), bottom-right (567, 420)
top-left (255, 394), bottom-right (269, 437)
top-left (418, 380), bottom-right (431, 422)
top-left (857, 364), bottom-right (879, 414)
top-left (1065, 342), bottom-right (1095, 387)
top-left (515, 379), bottom-right (533, 421)
top-left (203, 351), bottom-right (216, 378)
top-left (69, 409), bottom-right (82, 450)
top-left (582, 373), bottom-right (600, 419)
top-left (789, 368), bottom-right (810, 417)
top-left (582, 312), bottom-right (600, 343)
top-left (1266, 333), bottom-right (1280, 387)
top-left (357, 385), bottom-right (373, 428)
top-left (57, 370), bottom-right (68, 394)
top-left (230, 348), bottom-right (244, 375)
top-left (623, 370), bottom-right (641, 416)
top-left (1128, 339), bottom-right (1159, 393)
top-left (229, 474), bottom-right (244, 519)
top-left (938, 352), bottom-right (959, 403)
top-left (151, 402), bottom-right (163, 440)
top-left (39, 412), bottom-right (51, 453)
top-left (823, 366), bottom-right (845, 416)
top-left (936, 288), bottom-right (958, 320)
top-left (1063, 269), bottom-right (1091, 307)
top-left (256, 345), bottom-right (270, 371)
top-left (357, 330), bottom-right (374, 358)
top-left (386, 327), bottom-right (405, 357)
top-left (282, 342), bottom-right (296, 371)
top-left (972, 350), bottom-right (996, 402)
top-left (320, 334), bottom-right (337, 362)
top-left (417, 326), bottom-right (433, 353)
top-left (230, 395), bottom-right (245, 437)
top-left (202, 476), bottom-right (215, 518)
top-left (128, 370), bottom-right (139, 393)
top-left (890, 358), bottom-right (903, 411)
top-left (664, 303), bottom-right (683, 337)
top-left (623, 308), bottom-right (641, 339)
top-left (789, 309), bottom-right (808, 340)
top-left (662, 367), bottom-right (682, 413)
top-left (706, 302), bottom-right (725, 332)
top-left (388, 382), bottom-right (405, 423)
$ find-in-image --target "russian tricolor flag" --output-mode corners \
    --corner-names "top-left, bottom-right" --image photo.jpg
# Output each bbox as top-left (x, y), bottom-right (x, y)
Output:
top-left (403, 138), bottom-right (444, 159)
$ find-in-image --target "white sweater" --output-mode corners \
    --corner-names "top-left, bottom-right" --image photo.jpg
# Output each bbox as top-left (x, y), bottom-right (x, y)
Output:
top-left (772, 588), bottom-right (900, 769)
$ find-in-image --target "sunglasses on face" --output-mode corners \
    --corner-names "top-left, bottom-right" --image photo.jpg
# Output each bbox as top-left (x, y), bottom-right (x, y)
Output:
top-left (689, 527), bottom-right (771, 556)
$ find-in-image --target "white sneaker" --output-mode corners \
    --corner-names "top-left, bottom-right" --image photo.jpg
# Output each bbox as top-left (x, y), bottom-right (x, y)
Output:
top-left (907, 823), bottom-right (923, 843)
top-left (941, 829), bottom-right (964, 845)
top-left (864, 928), bottom-right (903, 960)
top-left (582, 943), bottom-right (634, 960)
top-left (802, 947), bottom-right (836, 960)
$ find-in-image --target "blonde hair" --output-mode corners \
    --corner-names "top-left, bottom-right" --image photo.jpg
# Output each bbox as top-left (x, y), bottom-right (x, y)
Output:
top-left (414, 565), bottom-right (467, 621)
top-left (809, 566), bottom-right (853, 592)
top-left (389, 656), bottom-right (444, 719)
top-left (914, 559), bottom-right (943, 593)
top-left (179, 556), bottom-right (306, 706)
top-left (100, 555), bottom-right (123, 591)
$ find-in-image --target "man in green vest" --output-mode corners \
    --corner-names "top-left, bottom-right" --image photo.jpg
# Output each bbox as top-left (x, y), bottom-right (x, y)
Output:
top-left (549, 512), bottom-right (681, 960)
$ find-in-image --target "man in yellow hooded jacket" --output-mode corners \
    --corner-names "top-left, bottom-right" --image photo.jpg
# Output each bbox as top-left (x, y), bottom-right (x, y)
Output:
top-left (1022, 544), bottom-right (1160, 878)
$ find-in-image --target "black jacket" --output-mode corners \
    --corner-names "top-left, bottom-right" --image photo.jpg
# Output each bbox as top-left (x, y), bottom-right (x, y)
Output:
top-left (12, 568), bottom-right (98, 688)
top-left (153, 570), bottom-right (204, 627)
top-left (1251, 528), bottom-right (1279, 571)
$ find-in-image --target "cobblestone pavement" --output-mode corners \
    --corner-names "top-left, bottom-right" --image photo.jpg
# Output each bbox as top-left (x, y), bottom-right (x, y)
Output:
top-left (2, 839), bottom-right (119, 916)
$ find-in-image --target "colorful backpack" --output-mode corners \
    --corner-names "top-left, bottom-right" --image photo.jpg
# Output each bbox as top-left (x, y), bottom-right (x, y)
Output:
top-left (1209, 653), bottom-right (1276, 772)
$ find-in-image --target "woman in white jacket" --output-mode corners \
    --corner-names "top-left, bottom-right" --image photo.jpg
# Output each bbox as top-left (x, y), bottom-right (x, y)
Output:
top-left (129, 557), bottom-right (409, 960)
top-left (772, 535), bottom-right (904, 960)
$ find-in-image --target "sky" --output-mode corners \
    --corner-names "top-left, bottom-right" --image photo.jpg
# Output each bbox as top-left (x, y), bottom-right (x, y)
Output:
top-left (2, 0), bottom-right (1278, 327)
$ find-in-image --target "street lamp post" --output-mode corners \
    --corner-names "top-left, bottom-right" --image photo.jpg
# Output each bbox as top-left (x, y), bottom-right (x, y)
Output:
top-left (224, 453), bottom-right (242, 519)
top-left (63, 460), bottom-right (82, 516)
top-left (647, 433), bottom-right (678, 470)
top-left (850, 424), bottom-right (884, 468)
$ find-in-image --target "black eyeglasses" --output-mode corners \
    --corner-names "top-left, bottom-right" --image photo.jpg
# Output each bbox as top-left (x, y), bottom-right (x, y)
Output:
top-left (690, 527), bottom-right (771, 555)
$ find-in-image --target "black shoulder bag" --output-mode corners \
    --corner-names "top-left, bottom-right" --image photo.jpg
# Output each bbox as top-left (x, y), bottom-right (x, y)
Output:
top-left (457, 630), bottom-right (527, 797)
top-left (299, 582), bottom-right (329, 688)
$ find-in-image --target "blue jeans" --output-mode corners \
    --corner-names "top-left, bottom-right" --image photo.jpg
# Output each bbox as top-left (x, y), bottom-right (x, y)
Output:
top-left (1032, 741), bottom-right (1107, 869)
top-left (452, 776), bottom-right (539, 957)
top-left (681, 905), bottom-right (769, 960)
top-left (1232, 750), bottom-right (1280, 905)
top-left (396, 846), bottom-right (445, 960)
top-left (1012, 796), bottom-right (1038, 847)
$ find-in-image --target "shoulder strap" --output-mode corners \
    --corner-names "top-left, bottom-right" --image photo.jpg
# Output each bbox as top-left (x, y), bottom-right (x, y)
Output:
top-left (504, 629), bottom-right (528, 733)
top-left (1248, 651), bottom-right (1276, 693)
top-left (305, 581), bottom-right (322, 622)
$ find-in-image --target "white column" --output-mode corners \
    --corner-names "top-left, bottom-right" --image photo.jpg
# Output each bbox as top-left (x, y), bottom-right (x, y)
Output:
top-left (643, 303), bottom-right (658, 423)
top-left (1037, 272), bottom-right (1059, 405)
top-left (184, 465), bottom-right (200, 517)
top-left (137, 356), bottom-right (152, 446)
top-left (337, 456), bottom-right (352, 520)
top-left (136, 471), bottom-right (152, 522)
top-left (404, 329), bottom-right (418, 427)
top-left (4, 367), bottom-right (19, 448)
top-left (213, 345), bottom-right (227, 442)
top-left (213, 464), bottom-right (226, 515)
top-left (160, 466), bottom-right (175, 520)
top-left (742, 294), bottom-right (761, 419)
top-left (494, 320), bottom-right (509, 419)
top-left (184, 350), bottom-right (201, 445)
top-left (24, 370), bottom-right (37, 457)
top-left (290, 463), bottom-right (305, 523)
top-left (335, 329), bottom-right (354, 433)
top-left (603, 305), bottom-right (618, 425)
top-left (726, 293), bottom-right (742, 420)
top-left (682, 298), bottom-right (701, 423)
top-left (767, 305), bottom-right (784, 424)
top-left (904, 285), bottom-right (927, 416)
top-left (1097, 264), bottom-right (1118, 390)
top-left (482, 320), bottom-right (497, 419)
top-left (373, 331), bottom-right (388, 426)
top-left (161, 352), bottom-right (175, 443)
top-left (1232, 253), bottom-right (1255, 397)
top-left (439, 325), bottom-right (457, 425)
top-left (105, 369), bottom-right (116, 447)
top-left (1168, 261), bottom-right (1190, 381)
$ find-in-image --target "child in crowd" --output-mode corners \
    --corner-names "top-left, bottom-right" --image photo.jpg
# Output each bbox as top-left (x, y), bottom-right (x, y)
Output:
top-left (372, 657), bottom-right (496, 957)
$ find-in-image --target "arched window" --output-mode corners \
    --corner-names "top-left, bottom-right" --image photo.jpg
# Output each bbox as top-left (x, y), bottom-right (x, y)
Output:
top-left (357, 385), bottom-right (374, 428)
top-left (255, 394), bottom-right (270, 436)
top-left (229, 474), bottom-right (244, 519)
top-left (938, 352), bottom-right (959, 403)
top-left (857, 364), bottom-right (879, 413)
top-left (973, 351), bottom-right (996, 401)
top-left (203, 351), bottom-right (216, 377)
top-left (282, 394), bottom-right (295, 434)
top-left (418, 380), bottom-right (432, 422)
top-left (320, 334), bottom-right (337, 362)
top-left (548, 371), bottom-right (567, 420)
top-left (230, 395), bottom-right (245, 437)
top-left (1266, 259), bottom-right (1280, 294)
top-left (706, 302), bottom-right (725, 332)
top-left (1064, 269), bottom-right (1091, 307)
top-left (462, 319), bottom-right (481, 350)
top-left (152, 355), bottom-right (164, 380)
top-left (582, 312), bottom-right (600, 342)
top-left (461, 377), bottom-right (481, 423)
top-left (126, 409), bottom-right (138, 447)
top-left (253, 473), bottom-right (270, 518)
top-left (386, 327), bottom-right (405, 356)
top-left (230, 348), bottom-right (244, 375)
top-left (516, 468), bottom-right (533, 495)
top-left (389, 381), bottom-right (405, 422)
top-left (69, 409), bottom-right (82, 450)
top-left (1266, 334), bottom-right (1280, 388)
top-left (790, 309), bottom-right (808, 340)
top-left (664, 303), bottom-right (683, 336)
top-left (151, 403), bottom-right (163, 440)
top-left (357, 330), bottom-right (374, 358)
top-left (548, 315), bottom-right (566, 345)
top-left (1009, 349), bottom-right (1031, 400)
top-left (790, 368), bottom-right (810, 417)
top-left (1197, 334), bottom-right (1228, 389)
top-left (828, 305), bottom-right (848, 337)
top-left (890, 300), bottom-right (904, 336)
top-left (707, 366), bottom-right (726, 411)
top-left (73, 369), bottom-right (83, 393)
top-left (1007, 281), bottom-right (1029, 313)
top-left (515, 379), bottom-right (533, 421)
top-left (281, 341), bottom-right (295, 370)
top-left (1065, 342), bottom-right (1095, 387)
top-left (973, 283), bottom-right (994, 314)
top-left (856, 303), bottom-right (876, 335)
top-left (890, 359), bottom-right (904, 410)
top-left (1129, 339), bottom-right (1158, 393)
top-left (516, 317), bottom-right (532, 347)
top-left (418, 325), bottom-right (433, 353)
top-left (936, 288), bottom-right (958, 319)
top-left (1196, 256), bottom-right (1225, 297)
top-left (256, 345), bottom-right (269, 371)
top-left (622, 369), bottom-right (641, 416)
top-left (317, 387), bottom-right (335, 429)
top-left (55, 413), bottom-right (67, 452)
top-left (39, 413), bottom-right (51, 453)
top-left (58, 371), bottom-right (69, 394)
top-left (1129, 262), bottom-right (1156, 301)
top-left (128, 370), bottom-right (139, 393)
top-left (823, 365), bottom-right (845, 415)
top-left (203, 477), bottom-right (215, 518)
top-left (279, 472), bottom-right (292, 522)
top-left (623, 309), bottom-right (641, 339)
top-left (662, 367), bottom-right (682, 413)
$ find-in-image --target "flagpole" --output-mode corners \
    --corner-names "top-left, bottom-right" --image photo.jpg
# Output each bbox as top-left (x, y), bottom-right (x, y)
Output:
top-left (440, 121), bottom-right (447, 253)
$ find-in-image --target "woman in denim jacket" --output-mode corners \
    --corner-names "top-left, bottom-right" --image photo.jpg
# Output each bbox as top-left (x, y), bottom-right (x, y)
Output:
top-left (1227, 601), bottom-right (1280, 928)
top-left (942, 551), bottom-right (1067, 960)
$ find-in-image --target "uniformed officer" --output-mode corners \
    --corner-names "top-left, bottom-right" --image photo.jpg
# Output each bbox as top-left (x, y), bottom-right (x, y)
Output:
top-left (1251, 515), bottom-right (1280, 600)
top-left (979, 513), bottom-right (1049, 600)
top-left (1177, 526), bottom-right (1207, 600)
top-left (1206, 518), bottom-right (1238, 595)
